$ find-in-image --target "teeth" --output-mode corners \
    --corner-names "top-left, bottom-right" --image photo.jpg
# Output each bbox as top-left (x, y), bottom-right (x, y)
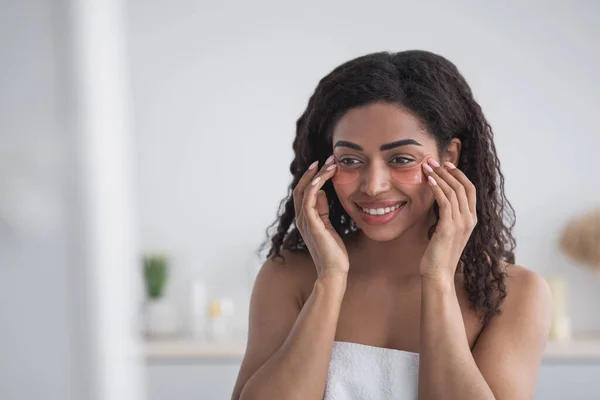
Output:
top-left (361, 203), bottom-right (403, 216)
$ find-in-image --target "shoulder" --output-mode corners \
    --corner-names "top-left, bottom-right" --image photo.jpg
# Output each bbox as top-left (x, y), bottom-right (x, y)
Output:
top-left (256, 250), bottom-right (318, 304)
top-left (503, 264), bottom-right (552, 314)
top-left (232, 251), bottom-right (317, 399)
top-left (259, 249), bottom-right (317, 280)
top-left (472, 263), bottom-right (552, 361)
top-left (471, 264), bottom-right (553, 398)
top-left (487, 263), bottom-right (552, 333)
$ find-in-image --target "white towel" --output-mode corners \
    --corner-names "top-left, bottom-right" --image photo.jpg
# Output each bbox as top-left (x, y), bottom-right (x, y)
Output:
top-left (324, 341), bottom-right (420, 400)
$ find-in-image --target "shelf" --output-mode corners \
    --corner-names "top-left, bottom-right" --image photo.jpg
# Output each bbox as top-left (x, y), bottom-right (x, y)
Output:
top-left (544, 338), bottom-right (600, 361)
top-left (146, 338), bottom-right (246, 361)
top-left (145, 337), bottom-right (600, 362)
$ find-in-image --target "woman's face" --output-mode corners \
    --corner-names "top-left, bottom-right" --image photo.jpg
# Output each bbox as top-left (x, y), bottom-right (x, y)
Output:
top-left (331, 102), bottom-right (440, 242)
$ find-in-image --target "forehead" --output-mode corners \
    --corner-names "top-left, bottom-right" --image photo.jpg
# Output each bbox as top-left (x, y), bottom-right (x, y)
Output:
top-left (332, 102), bottom-right (434, 148)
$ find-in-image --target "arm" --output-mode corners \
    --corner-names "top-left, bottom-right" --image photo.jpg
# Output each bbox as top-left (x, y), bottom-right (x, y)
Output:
top-left (231, 257), bottom-right (346, 400)
top-left (418, 267), bottom-right (551, 400)
top-left (471, 268), bottom-right (551, 399)
top-left (233, 155), bottom-right (350, 400)
top-left (418, 159), bottom-right (552, 399)
top-left (233, 155), bottom-right (349, 399)
top-left (418, 275), bottom-right (495, 399)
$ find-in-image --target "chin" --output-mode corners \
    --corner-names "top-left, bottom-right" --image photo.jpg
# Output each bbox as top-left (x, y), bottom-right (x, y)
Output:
top-left (358, 225), bottom-right (408, 242)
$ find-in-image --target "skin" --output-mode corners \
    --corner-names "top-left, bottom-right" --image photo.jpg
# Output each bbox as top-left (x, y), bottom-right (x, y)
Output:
top-left (232, 102), bottom-right (552, 400)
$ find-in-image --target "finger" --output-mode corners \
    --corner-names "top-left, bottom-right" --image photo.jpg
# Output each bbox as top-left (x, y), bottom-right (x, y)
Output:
top-left (426, 174), bottom-right (452, 228)
top-left (433, 162), bottom-right (469, 214)
top-left (423, 160), bottom-right (459, 220)
top-left (315, 190), bottom-right (329, 218)
top-left (303, 158), bottom-right (338, 224)
top-left (444, 162), bottom-right (477, 214)
top-left (293, 160), bottom-right (319, 216)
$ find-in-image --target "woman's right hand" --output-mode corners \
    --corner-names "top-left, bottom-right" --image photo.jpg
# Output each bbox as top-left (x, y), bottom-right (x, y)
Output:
top-left (293, 155), bottom-right (349, 280)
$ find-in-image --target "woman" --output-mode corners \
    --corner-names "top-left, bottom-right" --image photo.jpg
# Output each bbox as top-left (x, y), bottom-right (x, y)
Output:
top-left (232, 50), bottom-right (551, 400)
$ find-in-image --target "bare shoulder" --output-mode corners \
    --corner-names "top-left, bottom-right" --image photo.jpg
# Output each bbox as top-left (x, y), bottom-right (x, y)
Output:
top-left (471, 266), bottom-right (553, 398)
top-left (231, 250), bottom-right (317, 399)
top-left (480, 263), bottom-right (553, 338)
top-left (502, 263), bottom-right (552, 314)
top-left (260, 249), bottom-right (317, 282)
top-left (257, 250), bottom-right (318, 304)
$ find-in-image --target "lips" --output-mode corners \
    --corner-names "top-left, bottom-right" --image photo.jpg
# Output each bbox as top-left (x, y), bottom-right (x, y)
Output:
top-left (359, 202), bottom-right (404, 216)
top-left (355, 200), bottom-right (406, 209)
top-left (354, 201), bottom-right (407, 225)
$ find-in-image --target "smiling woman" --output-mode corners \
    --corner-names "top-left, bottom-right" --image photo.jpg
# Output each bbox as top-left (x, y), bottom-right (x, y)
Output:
top-left (231, 50), bottom-right (551, 400)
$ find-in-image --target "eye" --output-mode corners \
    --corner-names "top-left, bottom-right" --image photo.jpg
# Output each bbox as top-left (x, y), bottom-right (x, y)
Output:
top-left (390, 156), bottom-right (414, 165)
top-left (339, 157), bottom-right (362, 166)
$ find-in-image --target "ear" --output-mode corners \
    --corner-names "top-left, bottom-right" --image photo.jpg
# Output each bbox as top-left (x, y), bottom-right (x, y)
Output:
top-left (442, 138), bottom-right (461, 166)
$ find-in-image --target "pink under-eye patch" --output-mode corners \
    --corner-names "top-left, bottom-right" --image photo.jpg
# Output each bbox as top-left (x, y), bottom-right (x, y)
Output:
top-left (332, 155), bottom-right (432, 185)
top-left (332, 159), bottom-right (359, 184)
top-left (390, 156), bottom-right (432, 184)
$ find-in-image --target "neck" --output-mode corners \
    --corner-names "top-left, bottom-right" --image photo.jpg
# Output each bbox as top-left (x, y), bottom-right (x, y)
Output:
top-left (350, 210), bottom-right (436, 282)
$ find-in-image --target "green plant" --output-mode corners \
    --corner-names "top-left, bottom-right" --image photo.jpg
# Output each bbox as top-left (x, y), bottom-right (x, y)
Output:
top-left (143, 254), bottom-right (168, 299)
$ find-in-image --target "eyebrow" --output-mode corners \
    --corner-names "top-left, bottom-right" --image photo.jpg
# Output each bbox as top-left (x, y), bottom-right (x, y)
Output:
top-left (334, 139), bottom-right (423, 151)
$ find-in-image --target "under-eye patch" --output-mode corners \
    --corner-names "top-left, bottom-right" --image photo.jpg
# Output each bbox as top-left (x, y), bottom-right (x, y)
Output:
top-left (332, 158), bottom-right (360, 185)
top-left (332, 155), bottom-right (432, 185)
top-left (390, 156), bottom-right (432, 184)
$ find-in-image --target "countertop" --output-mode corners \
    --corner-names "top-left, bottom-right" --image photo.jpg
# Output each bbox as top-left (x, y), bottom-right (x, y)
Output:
top-left (145, 337), bottom-right (600, 361)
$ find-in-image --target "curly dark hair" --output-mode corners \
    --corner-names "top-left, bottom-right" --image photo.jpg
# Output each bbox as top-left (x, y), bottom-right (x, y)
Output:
top-left (260, 50), bottom-right (516, 324)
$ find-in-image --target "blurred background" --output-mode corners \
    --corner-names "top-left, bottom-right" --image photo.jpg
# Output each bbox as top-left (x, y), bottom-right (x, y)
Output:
top-left (1, 0), bottom-right (599, 399)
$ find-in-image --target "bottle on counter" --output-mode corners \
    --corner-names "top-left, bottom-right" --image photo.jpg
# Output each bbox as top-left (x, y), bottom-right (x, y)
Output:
top-left (189, 279), bottom-right (208, 339)
top-left (206, 298), bottom-right (235, 342)
top-left (547, 276), bottom-right (572, 342)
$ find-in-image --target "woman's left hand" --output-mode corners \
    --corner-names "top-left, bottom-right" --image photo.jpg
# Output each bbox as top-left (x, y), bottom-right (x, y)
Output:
top-left (420, 158), bottom-right (478, 282)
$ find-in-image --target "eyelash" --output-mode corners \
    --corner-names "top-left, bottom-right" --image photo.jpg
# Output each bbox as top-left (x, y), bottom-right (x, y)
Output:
top-left (391, 156), bottom-right (414, 165)
top-left (339, 158), bottom-right (361, 165)
top-left (339, 157), bottom-right (415, 165)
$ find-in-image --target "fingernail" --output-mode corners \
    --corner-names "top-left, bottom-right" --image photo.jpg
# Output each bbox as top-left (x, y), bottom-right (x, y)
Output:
top-left (312, 176), bottom-right (321, 186)
top-left (308, 161), bottom-right (318, 170)
top-left (444, 161), bottom-right (456, 169)
top-left (325, 155), bottom-right (335, 164)
top-left (428, 176), bottom-right (437, 185)
top-left (423, 163), bottom-right (434, 173)
top-left (428, 159), bottom-right (440, 168)
top-left (326, 164), bottom-right (337, 171)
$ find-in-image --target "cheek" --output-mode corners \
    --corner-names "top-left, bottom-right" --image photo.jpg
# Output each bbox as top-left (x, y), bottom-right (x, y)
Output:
top-left (332, 163), bottom-right (359, 185)
top-left (403, 182), bottom-right (435, 208)
top-left (390, 156), bottom-right (432, 185)
top-left (333, 165), bottom-right (425, 185)
top-left (390, 166), bottom-right (424, 185)
top-left (332, 170), bottom-right (359, 209)
top-left (332, 180), bottom-right (357, 203)
top-left (391, 175), bottom-right (434, 207)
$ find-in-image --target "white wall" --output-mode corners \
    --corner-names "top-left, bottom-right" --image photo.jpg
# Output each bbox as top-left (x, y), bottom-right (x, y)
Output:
top-left (0, 1), bottom-right (76, 398)
top-left (0, 1), bottom-right (144, 399)
top-left (128, 0), bottom-right (600, 334)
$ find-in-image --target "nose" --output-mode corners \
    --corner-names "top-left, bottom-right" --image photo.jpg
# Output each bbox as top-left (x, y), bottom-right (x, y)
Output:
top-left (360, 161), bottom-right (392, 197)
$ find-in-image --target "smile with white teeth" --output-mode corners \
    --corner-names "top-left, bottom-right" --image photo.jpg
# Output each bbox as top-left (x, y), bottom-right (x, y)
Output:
top-left (361, 203), bottom-right (404, 216)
